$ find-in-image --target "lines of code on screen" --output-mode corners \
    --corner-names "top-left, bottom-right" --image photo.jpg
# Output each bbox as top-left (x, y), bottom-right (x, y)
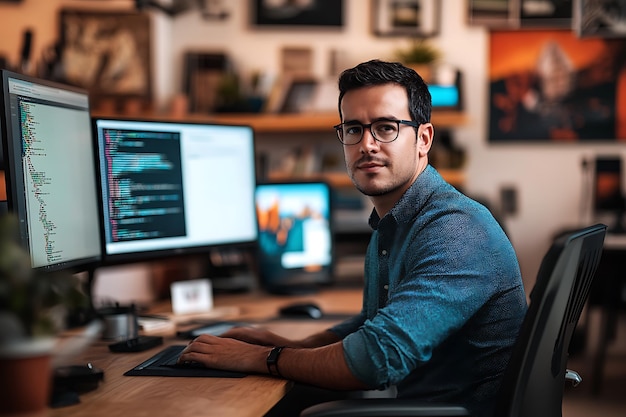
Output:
top-left (18, 98), bottom-right (101, 268)
top-left (102, 128), bottom-right (186, 243)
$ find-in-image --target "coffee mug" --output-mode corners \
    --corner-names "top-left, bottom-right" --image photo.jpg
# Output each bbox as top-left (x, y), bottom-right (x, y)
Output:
top-left (98, 305), bottom-right (138, 340)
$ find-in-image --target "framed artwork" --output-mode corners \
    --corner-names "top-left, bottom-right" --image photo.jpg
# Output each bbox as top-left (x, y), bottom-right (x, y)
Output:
top-left (468, 0), bottom-right (519, 27)
top-left (279, 78), bottom-right (318, 113)
top-left (488, 30), bottom-right (626, 142)
top-left (519, 0), bottom-right (573, 27)
top-left (183, 52), bottom-right (228, 113)
top-left (372, 0), bottom-right (440, 37)
top-left (59, 9), bottom-right (152, 109)
top-left (281, 47), bottom-right (314, 77)
top-left (575, 0), bottom-right (626, 38)
top-left (251, 0), bottom-right (343, 28)
top-left (468, 0), bottom-right (572, 28)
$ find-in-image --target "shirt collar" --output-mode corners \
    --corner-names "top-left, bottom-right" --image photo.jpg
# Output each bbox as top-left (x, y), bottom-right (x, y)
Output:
top-left (368, 165), bottom-right (439, 230)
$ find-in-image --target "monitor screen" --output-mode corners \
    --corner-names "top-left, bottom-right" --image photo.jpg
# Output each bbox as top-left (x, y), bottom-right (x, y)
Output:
top-left (0, 70), bottom-right (102, 271)
top-left (429, 84), bottom-right (460, 109)
top-left (92, 117), bottom-right (258, 263)
top-left (255, 181), bottom-right (333, 294)
top-left (429, 68), bottom-right (463, 110)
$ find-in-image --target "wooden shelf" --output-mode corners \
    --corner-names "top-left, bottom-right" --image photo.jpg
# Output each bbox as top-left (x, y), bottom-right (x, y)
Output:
top-left (202, 111), bottom-right (466, 133)
top-left (269, 168), bottom-right (465, 189)
top-left (89, 110), bottom-right (467, 189)
top-left (91, 110), bottom-right (468, 133)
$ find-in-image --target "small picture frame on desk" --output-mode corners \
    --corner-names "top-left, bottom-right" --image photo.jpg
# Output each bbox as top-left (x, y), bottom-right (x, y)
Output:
top-left (372, 0), bottom-right (440, 37)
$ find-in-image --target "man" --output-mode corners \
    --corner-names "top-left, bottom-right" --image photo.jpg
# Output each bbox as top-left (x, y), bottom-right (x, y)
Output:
top-left (179, 60), bottom-right (527, 417)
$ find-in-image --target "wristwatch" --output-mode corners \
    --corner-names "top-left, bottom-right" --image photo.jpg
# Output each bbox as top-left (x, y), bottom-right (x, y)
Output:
top-left (266, 346), bottom-right (285, 377)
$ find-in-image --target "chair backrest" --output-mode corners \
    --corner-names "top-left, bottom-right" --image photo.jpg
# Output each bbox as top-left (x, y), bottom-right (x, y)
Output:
top-left (494, 224), bottom-right (606, 417)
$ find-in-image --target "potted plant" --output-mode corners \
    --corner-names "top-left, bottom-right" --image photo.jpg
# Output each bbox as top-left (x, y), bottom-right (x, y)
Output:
top-left (394, 38), bottom-right (442, 83)
top-left (0, 213), bottom-right (88, 414)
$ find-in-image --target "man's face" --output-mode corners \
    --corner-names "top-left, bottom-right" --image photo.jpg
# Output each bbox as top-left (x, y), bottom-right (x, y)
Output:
top-left (340, 84), bottom-right (431, 203)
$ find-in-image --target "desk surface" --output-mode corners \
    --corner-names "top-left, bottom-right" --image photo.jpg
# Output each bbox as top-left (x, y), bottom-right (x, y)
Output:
top-left (50, 287), bottom-right (362, 417)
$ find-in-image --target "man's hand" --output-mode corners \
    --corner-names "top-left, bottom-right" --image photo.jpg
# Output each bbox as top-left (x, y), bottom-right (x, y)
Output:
top-left (178, 334), bottom-right (269, 373)
top-left (178, 331), bottom-right (369, 390)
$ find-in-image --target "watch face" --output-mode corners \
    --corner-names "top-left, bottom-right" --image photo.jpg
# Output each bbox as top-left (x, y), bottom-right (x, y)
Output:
top-left (268, 346), bottom-right (283, 363)
top-left (267, 346), bottom-right (284, 377)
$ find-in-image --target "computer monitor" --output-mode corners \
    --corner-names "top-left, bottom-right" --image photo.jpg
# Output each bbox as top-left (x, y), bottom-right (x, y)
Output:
top-left (593, 156), bottom-right (625, 233)
top-left (0, 70), bottom-right (102, 272)
top-left (92, 117), bottom-right (258, 264)
top-left (255, 181), bottom-right (333, 294)
top-left (429, 69), bottom-right (463, 110)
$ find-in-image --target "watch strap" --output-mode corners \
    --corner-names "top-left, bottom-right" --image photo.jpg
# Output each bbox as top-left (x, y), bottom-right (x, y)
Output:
top-left (266, 346), bottom-right (285, 377)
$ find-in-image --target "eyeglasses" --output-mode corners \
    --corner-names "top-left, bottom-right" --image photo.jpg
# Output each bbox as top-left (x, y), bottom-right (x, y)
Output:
top-left (333, 119), bottom-right (419, 145)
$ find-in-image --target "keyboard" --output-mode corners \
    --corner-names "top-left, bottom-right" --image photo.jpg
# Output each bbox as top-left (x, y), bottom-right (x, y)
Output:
top-left (176, 320), bottom-right (247, 339)
top-left (124, 345), bottom-right (246, 378)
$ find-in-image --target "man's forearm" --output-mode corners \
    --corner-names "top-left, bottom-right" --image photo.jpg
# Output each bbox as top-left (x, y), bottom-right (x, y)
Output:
top-left (276, 341), bottom-right (370, 390)
top-left (297, 329), bottom-right (342, 348)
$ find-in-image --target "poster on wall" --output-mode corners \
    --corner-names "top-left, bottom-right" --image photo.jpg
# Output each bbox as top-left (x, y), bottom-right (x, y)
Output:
top-left (488, 30), bottom-right (626, 142)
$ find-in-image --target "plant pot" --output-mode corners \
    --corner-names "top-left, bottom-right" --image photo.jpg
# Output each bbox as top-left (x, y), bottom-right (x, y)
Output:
top-left (0, 338), bottom-right (56, 416)
top-left (406, 64), bottom-right (433, 83)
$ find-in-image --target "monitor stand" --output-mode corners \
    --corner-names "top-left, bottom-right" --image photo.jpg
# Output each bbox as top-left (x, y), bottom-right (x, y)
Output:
top-left (65, 267), bottom-right (98, 328)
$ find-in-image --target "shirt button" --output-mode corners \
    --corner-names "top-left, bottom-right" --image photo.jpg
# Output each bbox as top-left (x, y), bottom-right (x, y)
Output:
top-left (381, 249), bottom-right (387, 256)
top-left (383, 285), bottom-right (389, 290)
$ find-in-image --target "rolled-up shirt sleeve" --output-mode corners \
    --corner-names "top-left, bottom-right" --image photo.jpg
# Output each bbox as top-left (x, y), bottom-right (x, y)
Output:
top-left (329, 312), bottom-right (366, 339)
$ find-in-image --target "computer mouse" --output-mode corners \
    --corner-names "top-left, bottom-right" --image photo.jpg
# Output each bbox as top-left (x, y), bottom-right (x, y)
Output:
top-left (278, 302), bottom-right (324, 319)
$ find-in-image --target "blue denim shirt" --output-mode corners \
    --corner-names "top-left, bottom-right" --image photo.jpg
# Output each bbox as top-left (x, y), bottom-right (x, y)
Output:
top-left (330, 165), bottom-right (527, 417)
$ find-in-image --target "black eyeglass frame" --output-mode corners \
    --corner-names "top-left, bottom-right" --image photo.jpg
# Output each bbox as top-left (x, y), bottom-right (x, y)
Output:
top-left (333, 119), bottom-right (420, 145)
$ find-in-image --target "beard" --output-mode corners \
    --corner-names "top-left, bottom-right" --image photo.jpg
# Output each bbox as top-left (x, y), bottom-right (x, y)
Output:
top-left (348, 157), bottom-right (404, 197)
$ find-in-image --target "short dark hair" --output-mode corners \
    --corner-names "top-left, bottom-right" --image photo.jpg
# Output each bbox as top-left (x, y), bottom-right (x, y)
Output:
top-left (337, 59), bottom-right (431, 125)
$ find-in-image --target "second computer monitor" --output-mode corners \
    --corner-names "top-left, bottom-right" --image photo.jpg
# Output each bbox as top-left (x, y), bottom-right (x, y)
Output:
top-left (0, 70), bottom-right (102, 272)
top-left (255, 181), bottom-right (333, 294)
top-left (92, 118), bottom-right (258, 263)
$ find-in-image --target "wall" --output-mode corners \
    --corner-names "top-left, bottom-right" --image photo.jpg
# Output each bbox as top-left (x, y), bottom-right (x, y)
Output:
top-left (1, 0), bottom-right (625, 290)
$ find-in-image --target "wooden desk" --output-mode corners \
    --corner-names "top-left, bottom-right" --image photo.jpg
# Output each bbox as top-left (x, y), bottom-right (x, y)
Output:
top-left (50, 287), bottom-right (362, 417)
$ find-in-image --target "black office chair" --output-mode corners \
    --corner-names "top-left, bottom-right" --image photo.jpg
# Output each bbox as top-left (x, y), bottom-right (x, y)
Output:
top-left (300, 224), bottom-right (607, 417)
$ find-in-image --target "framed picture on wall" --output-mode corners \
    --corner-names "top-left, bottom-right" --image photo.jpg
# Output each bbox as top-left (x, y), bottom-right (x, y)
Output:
top-left (468, 0), bottom-right (572, 28)
top-left (281, 47), bottom-right (314, 77)
top-left (488, 30), bottom-right (626, 142)
top-left (251, 0), bottom-right (343, 28)
top-left (574, 0), bottom-right (626, 38)
top-left (58, 9), bottom-right (152, 110)
top-left (467, 0), bottom-right (519, 27)
top-left (372, 0), bottom-right (440, 37)
top-left (519, 0), bottom-right (572, 27)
